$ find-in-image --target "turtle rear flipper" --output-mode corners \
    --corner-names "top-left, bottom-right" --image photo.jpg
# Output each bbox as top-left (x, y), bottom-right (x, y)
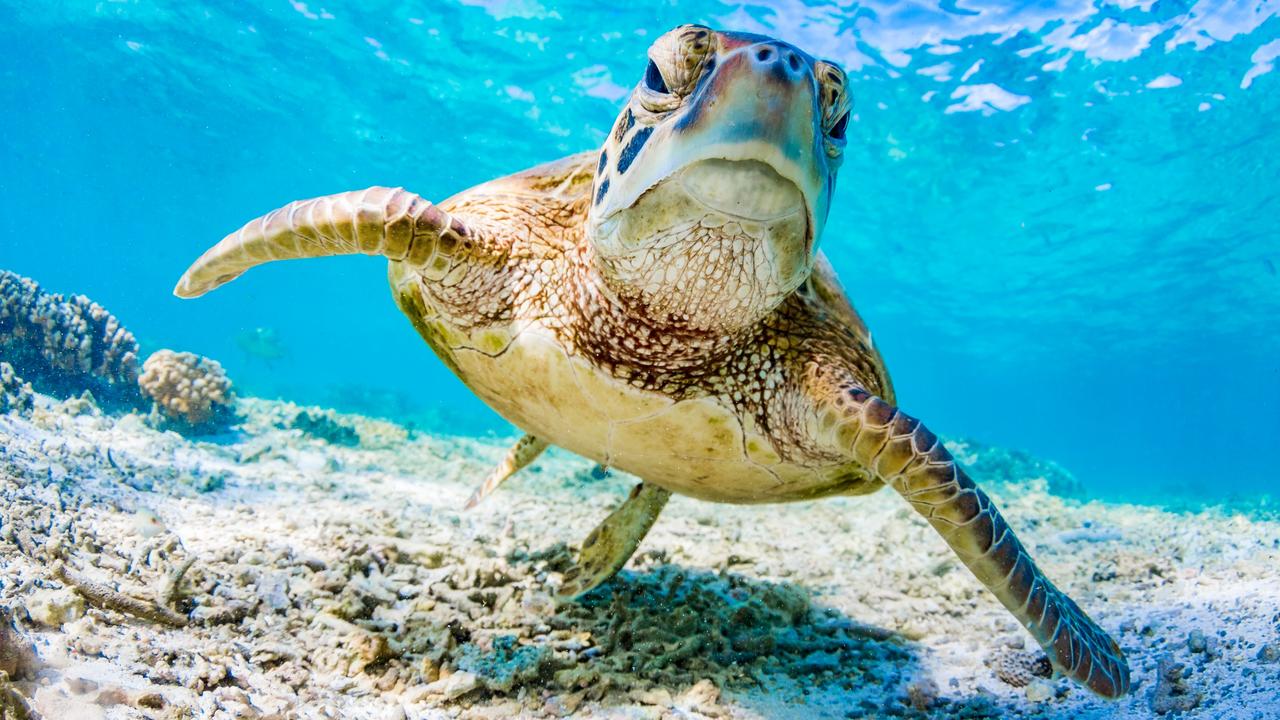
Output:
top-left (822, 387), bottom-right (1130, 698)
top-left (556, 483), bottom-right (671, 599)
top-left (464, 434), bottom-right (549, 509)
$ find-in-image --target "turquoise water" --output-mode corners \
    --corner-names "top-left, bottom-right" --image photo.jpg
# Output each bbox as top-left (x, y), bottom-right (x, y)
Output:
top-left (1, 0), bottom-right (1276, 504)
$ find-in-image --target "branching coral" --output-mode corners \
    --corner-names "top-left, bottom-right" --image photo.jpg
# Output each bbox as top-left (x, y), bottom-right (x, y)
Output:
top-left (0, 270), bottom-right (141, 404)
top-left (0, 362), bottom-right (34, 416)
top-left (138, 350), bottom-right (236, 432)
top-left (946, 436), bottom-right (1084, 498)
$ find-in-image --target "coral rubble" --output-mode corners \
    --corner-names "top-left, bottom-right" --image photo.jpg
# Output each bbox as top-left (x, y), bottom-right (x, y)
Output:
top-left (1, 396), bottom-right (1278, 717)
top-left (990, 648), bottom-right (1052, 688)
top-left (0, 270), bottom-right (140, 404)
top-left (1149, 655), bottom-right (1202, 714)
top-left (139, 350), bottom-right (235, 432)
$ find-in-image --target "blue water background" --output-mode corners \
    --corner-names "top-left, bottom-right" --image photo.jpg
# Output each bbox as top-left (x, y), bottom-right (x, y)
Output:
top-left (1, 1), bottom-right (1277, 504)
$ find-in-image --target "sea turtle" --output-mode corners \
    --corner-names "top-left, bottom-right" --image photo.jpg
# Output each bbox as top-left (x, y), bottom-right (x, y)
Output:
top-left (176, 25), bottom-right (1130, 698)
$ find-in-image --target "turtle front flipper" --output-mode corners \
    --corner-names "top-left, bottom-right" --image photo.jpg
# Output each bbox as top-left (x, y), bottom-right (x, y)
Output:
top-left (174, 187), bottom-right (480, 298)
top-left (464, 434), bottom-right (550, 510)
top-left (816, 386), bottom-right (1130, 698)
top-left (556, 483), bottom-right (671, 599)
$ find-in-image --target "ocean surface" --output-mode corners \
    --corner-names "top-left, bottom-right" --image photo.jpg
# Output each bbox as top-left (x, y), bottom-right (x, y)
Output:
top-left (1, 0), bottom-right (1277, 504)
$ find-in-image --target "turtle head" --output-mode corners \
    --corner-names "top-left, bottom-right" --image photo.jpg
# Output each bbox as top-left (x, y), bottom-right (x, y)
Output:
top-left (587, 25), bottom-right (851, 332)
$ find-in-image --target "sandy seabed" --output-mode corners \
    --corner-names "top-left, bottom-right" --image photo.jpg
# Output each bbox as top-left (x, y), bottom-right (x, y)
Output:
top-left (0, 395), bottom-right (1277, 720)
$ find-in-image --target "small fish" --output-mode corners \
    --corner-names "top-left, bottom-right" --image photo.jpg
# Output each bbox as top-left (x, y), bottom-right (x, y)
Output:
top-left (132, 508), bottom-right (166, 538)
top-left (235, 326), bottom-right (289, 364)
top-left (1265, 258), bottom-right (1276, 277)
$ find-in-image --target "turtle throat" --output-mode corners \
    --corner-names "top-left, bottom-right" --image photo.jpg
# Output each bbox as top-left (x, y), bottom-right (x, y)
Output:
top-left (589, 160), bottom-right (811, 334)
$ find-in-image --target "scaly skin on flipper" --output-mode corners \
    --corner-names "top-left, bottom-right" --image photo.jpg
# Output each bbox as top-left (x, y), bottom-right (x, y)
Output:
top-left (464, 434), bottom-right (550, 509)
top-left (557, 483), bottom-right (672, 599)
top-left (174, 187), bottom-right (481, 299)
top-left (177, 24), bottom-right (1130, 699)
top-left (805, 375), bottom-right (1130, 697)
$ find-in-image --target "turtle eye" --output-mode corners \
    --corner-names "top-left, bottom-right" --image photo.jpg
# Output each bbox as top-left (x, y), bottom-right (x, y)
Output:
top-left (814, 59), bottom-right (851, 142)
top-left (640, 24), bottom-right (714, 104)
top-left (829, 111), bottom-right (849, 140)
top-left (644, 60), bottom-right (670, 94)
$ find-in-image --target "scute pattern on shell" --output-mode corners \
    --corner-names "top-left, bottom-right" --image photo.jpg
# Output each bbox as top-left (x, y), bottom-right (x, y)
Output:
top-left (0, 361), bottom-right (34, 416)
top-left (139, 350), bottom-right (235, 431)
top-left (0, 269), bottom-right (141, 404)
top-left (415, 161), bottom-right (891, 462)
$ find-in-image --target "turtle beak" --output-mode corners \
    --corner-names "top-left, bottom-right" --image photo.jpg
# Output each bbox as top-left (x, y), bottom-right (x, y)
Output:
top-left (601, 38), bottom-right (831, 252)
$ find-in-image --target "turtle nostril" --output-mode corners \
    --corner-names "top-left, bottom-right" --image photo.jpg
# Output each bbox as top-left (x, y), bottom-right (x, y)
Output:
top-left (753, 45), bottom-right (804, 76)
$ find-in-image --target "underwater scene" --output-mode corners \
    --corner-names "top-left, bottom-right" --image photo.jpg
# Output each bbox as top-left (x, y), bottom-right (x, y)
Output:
top-left (1, 0), bottom-right (1278, 718)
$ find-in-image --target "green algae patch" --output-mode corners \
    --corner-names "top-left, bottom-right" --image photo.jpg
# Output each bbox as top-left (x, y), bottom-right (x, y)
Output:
top-left (455, 635), bottom-right (560, 693)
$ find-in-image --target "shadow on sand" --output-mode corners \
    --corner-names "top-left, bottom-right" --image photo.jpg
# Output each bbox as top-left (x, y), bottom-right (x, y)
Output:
top-left (504, 544), bottom-right (1001, 718)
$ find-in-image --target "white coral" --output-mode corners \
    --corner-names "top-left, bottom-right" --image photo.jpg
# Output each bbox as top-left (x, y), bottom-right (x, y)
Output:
top-left (139, 350), bottom-right (234, 429)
